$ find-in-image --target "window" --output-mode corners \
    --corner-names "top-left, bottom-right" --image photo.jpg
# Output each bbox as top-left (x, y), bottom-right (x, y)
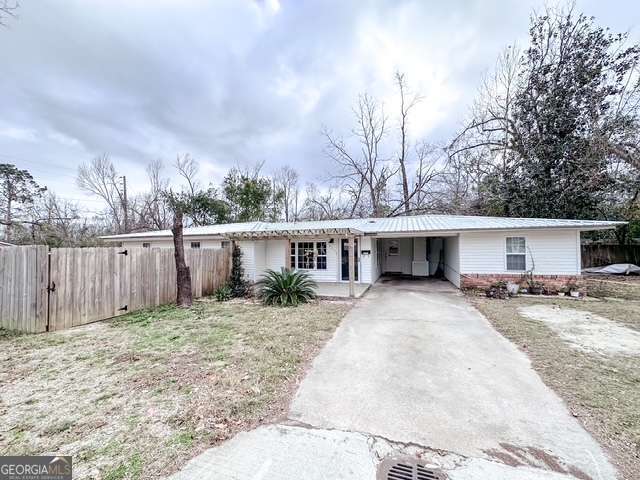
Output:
top-left (221, 241), bottom-right (230, 248)
top-left (298, 241), bottom-right (315, 269)
top-left (142, 242), bottom-right (151, 248)
top-left (388, 240), bottom-right (399, 255)
top-left (316, 241), bottom-right (327, 270)
top-left (506, 237), bottom-right (526, 271)
top-left (190, 241), bottom-right (201, 249)
top-left (290, 241), bottom-right (327, 270)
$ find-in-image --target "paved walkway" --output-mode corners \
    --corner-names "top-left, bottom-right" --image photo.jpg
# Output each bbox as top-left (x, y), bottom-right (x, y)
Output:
top-left (169, 280), bottom-right (617, 480)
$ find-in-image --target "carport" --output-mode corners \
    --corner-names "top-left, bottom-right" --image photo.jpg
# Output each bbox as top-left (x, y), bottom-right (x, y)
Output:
top-left (372, 234), bottom-right (461, 287)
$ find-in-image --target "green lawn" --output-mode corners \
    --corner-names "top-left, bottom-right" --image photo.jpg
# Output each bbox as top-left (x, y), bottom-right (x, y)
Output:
top-left (0, 298), bottom-right (351, 479)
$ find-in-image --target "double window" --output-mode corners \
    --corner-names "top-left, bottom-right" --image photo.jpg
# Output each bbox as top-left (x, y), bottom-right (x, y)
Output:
top-left (290, 241), bottom-right (327, 270)
top-left (142, 242), bottom-right (151, 248)
top-left (190, 241), bottom-right (201, 249)
top-left (506, 237), bottom-right (526, 271)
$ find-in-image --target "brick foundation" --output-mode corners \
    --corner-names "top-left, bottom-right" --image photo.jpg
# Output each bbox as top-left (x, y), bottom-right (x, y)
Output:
top-left (461, 274), bottom-right (583, 294)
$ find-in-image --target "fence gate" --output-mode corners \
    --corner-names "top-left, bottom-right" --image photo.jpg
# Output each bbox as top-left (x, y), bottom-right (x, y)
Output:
top-left (46, 247), bottom-right (230, 332)
top-left (47, 248), bottom-right (128, 331)
top-left (0, 245), bottom-right (49, 333)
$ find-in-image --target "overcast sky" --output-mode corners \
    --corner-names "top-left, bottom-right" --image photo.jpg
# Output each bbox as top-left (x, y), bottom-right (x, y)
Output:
top-left (1, 0), bottom-right (638, 212)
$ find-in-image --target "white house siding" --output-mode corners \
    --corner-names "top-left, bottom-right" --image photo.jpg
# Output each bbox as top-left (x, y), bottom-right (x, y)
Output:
top-left (249, 236), bottom-right (373, 284)
top-left (428, 238), bottom-right (443, 275)
top-left (459, 229), bottom-right (580, 275)
top-left (379, 238), bottom-right (413, 274)
top-left (360, 237), bottom-right (377, 284)
top-left (364, 237), bottom-right (380, 284)
top-left (444, 236), bottom-right (461, 287)
top-left (255, 237), bottom-right (336, 283)
top-left (266, 239), bottom-right (287, 272)
top-left (238, 241), bottom-right (257, 281)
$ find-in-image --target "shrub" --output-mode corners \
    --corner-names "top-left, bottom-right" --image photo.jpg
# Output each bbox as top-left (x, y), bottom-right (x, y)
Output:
top-left (257, 269), bottom-right (317, 306)
top-left (229, 243), bottom-right (249, 297)
top-left (214, 284), bottom-right (232, 302)
top-left (486, 280), bottom-right (509, 299)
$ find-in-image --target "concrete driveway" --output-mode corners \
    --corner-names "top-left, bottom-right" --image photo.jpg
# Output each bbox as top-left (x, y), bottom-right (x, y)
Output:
top-left (170, 279), bottom-right (617, 480)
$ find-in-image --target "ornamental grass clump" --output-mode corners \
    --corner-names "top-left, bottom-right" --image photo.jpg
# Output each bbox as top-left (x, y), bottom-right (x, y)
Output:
top-left (258, 269), bottom-right (317, 306)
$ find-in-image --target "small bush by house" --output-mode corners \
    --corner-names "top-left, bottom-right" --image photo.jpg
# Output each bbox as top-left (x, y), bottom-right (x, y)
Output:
top-left (257, 269), bottom-right (317, 306)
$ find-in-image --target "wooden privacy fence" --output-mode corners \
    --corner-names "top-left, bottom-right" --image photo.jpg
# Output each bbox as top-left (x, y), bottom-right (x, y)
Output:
top-left (0, 246), bottom-right (231, 333)
top-left (581, 244), bottom-right (640, 268)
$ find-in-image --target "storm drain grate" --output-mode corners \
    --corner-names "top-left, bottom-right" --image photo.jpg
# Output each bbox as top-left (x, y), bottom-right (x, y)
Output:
top-left (378, 456), bottom-right (445, 480)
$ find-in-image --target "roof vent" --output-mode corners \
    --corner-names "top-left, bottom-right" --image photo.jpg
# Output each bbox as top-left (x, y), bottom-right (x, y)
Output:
top-left (377, 456), bottom-right (445, 480)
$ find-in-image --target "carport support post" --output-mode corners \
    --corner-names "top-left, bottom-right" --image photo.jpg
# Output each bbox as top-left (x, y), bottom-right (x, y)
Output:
top-left (284, 238), bottom-right (291, 272)
top-left (348, 235), bottom-right (355, 298)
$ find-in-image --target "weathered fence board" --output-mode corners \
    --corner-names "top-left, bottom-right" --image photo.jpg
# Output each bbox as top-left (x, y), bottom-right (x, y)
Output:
top-left (581, 244), bottom-right (640, 268)
top-left (0, 246), bottom-right (231, 333)
top-left (0, 246), bottom-right (49, 333)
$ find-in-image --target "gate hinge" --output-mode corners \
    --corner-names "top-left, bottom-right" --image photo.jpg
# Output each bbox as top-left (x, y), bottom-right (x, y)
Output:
top-left (118, 250), bottom-right (128, 256)
top-left (118, 305), bottom-right (128, 312)
top-left (47, 281), bottom-right (56, 293)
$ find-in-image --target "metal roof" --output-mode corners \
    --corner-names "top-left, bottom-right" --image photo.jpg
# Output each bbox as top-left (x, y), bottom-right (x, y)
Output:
top-left (101, 214), bottom-right (624, 241)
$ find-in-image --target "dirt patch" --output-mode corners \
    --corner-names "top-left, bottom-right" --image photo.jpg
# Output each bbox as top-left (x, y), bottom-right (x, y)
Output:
top-left (0, 298), bottom-right (351, 479)
top-left (484, 443), bottom-right (592, 479)
top-left (519, 304), bottom-right (640, 356)
top-left (473, 296), bottom-right (640, 480)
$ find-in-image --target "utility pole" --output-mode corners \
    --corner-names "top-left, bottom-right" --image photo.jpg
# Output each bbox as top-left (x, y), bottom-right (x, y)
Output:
top-left (121, 175), bottom-right (128, 234)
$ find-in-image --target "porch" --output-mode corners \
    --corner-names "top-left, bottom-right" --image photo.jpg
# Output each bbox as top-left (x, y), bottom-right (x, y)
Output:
top-left (316, 282), bottom-right (370, 299)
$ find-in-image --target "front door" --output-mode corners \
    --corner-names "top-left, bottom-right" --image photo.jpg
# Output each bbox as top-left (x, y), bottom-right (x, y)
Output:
top-left (341, 238), bottom-right (358, 281)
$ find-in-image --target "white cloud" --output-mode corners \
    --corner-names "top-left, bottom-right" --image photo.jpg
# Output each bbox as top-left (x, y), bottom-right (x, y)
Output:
top-left (0, 127), bottom-right (37, 142)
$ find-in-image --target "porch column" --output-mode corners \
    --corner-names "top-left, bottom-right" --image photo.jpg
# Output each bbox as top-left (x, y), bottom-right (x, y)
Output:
top-left (348, 235), bottom-right (355, 298)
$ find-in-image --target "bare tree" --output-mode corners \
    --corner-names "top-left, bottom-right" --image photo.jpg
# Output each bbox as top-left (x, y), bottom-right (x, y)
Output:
top-left (323, 94), bottom-right (394, 217)
top-left (0, 0), bottom-right (18, 27)
top-left (395, 71), bottom-right (423, 214)
top-left (25, 193), bottom-right (83, 245)
top-left (274, 165), bottom-right (299, 221)
top-left (388, 142), bottom-right (446, 216)
top-left (447, 46), bottom-right (521, 175)
top-left (300, 183), bottom-right (351, 220)
top-left (77, 154), bottom-right (127, 233)
top-left (133, 160), bottom-right (171, 230)
top-left (174, 153), bottom-right (199, 196)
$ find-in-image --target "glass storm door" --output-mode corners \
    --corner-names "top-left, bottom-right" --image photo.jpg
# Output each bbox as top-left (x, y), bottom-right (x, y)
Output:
top-left (341, 238), bottom-right (358, 281)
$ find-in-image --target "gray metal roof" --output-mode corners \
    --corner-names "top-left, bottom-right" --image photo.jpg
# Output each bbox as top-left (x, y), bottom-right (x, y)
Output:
top-left (101, 214), bottom-right (624, 241)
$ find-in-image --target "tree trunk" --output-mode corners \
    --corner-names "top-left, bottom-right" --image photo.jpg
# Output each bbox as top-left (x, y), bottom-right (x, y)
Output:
top-left (171, 210), bottom-right (192, 307)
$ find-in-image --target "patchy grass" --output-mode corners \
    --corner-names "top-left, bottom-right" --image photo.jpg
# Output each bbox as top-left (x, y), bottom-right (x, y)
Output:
top-left (472, 295), bottom-right (640, 480)
top-left (0, 298), bottom-right (351, 479)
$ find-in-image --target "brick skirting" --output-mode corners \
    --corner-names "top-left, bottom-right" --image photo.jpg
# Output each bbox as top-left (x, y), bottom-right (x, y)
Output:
top-left (461, 274), bottom-right (583, 293)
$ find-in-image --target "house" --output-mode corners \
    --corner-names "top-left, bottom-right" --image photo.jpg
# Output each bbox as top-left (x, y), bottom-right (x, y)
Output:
top-left (101, 214), bottom-right (623, 296)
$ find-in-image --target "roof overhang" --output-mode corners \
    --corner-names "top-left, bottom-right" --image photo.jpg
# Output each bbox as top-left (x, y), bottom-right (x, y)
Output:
top-left (224, 227), bottom-right (364, 240)
top-left (368, 223), bottom-right (626, 237)
top-left (100, 233), bottom-right (227, 242)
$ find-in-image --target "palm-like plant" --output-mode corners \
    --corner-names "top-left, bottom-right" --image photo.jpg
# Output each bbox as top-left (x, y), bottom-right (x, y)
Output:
top-left (258, 269), bottom-right (318, 306)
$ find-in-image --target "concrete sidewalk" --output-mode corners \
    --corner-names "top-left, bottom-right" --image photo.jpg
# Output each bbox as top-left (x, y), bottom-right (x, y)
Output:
top-left (168, 281), bottom-right (617, 480)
